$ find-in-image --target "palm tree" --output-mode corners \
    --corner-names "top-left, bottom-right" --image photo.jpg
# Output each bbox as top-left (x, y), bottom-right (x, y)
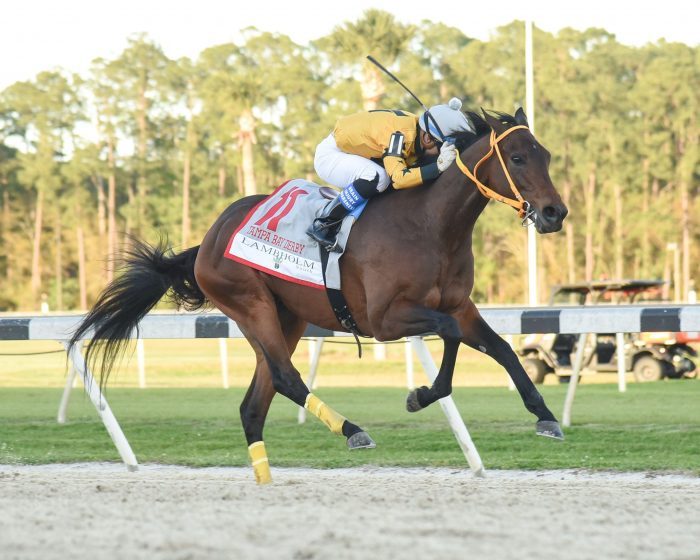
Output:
top-left (315, 10), bottom-right (415, 110)
top-left (198, 30), bottom-right (310, 197)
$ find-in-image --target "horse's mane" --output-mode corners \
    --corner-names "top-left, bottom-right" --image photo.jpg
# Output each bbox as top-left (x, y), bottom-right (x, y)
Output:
top-left (387, 109), bottom-right (520, 192)
top-left (451, 111), bottom-right (519, 151)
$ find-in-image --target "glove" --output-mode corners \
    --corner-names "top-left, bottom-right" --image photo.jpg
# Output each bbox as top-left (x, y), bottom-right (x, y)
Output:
top-left (437, 142), bottom-right (457, 172)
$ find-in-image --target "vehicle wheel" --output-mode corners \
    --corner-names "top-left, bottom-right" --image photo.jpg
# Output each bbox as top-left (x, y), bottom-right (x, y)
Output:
top-left (522, 358), bottom-right (547, 384)
top-left (633, 356), bottom-right (664, 382)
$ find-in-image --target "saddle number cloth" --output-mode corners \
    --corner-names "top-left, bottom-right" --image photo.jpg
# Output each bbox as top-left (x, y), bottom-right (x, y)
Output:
top-left (225, 179), bottom-right (327, 289)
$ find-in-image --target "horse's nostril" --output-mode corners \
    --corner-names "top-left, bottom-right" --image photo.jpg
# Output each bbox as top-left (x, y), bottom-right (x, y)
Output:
top-left (543, 206), bottom-right (559, 221)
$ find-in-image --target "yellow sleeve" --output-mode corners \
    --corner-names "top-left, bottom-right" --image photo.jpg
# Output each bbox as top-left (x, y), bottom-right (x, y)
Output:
top-left (383, 155), bottom-right (440, 190)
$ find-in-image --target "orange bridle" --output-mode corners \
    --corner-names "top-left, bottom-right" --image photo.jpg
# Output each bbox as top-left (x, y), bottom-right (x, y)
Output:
top-left (454, 125), bottom-right (532, 219)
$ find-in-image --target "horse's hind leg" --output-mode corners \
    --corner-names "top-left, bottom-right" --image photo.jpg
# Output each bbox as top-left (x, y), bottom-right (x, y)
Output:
top-left (239, 359), bottom-right (276, 485)
top-left (456, 300), bottom-right (564, 440)
top-left (232, 302), bottom-right (375, 483)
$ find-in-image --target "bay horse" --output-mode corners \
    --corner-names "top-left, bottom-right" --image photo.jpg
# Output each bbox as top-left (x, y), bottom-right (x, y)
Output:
top-left (69, 108), bottom-right (568, 484)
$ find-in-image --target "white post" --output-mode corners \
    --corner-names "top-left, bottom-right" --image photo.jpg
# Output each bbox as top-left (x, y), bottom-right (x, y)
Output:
top-left (308, 337), bottom-right (324, 390)
top-left (409, 337), bottom-right (484, 476)
top-left (616, 332), bottom-right (627, 393)
top-left (298, 337), bottom-right (325, 424)
top-left (562, 332), bottom-right (588, 427)
top-left (57, 341), bottom-right (81, 424)
top-left (63, 341), bottom-right (139, 471)
top-left (405, 338), bottom-right (415, 390)
top-left (219, 338), bottom-right (230, 389)
top-left (136, 337), bottom-right (146, 389)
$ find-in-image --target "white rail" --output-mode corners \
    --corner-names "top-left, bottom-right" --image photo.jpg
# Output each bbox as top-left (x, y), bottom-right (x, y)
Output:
top-left (3, 304), bottom-right (698, 473)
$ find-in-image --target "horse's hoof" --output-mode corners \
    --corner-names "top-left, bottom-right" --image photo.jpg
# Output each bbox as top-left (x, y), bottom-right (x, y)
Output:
top-left (536, 420), bottom-right (565, 440)
top-left (347, 431), bottom-right (376, 450)
top-left (406, 388), bottom-right (426, 412)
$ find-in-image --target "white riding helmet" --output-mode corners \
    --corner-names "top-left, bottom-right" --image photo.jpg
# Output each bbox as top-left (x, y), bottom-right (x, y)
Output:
top-left (419, 97), bottom-right (473, 142)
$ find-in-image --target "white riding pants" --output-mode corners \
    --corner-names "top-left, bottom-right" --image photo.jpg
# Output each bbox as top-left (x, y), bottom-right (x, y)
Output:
top-left (314, 134), bottom-right (391, 193)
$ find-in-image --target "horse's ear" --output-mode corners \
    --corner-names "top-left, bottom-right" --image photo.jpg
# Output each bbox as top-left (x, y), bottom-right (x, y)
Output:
top-left (481, 108), bottom-right (508, 135)
top-left (514, 107), bottom-right (529, 128)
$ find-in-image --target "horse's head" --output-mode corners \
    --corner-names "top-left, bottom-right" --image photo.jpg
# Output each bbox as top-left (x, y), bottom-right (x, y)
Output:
top-left (457, 109), bottom-right (568, 234)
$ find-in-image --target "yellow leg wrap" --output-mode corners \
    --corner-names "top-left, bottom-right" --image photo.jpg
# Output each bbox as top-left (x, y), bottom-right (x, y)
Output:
top-left (248, 441), bottom-right (272, 485)
top-left (305, 393), bottom-right (345, 435)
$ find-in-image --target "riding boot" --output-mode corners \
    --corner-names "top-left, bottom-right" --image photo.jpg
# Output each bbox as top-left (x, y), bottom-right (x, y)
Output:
top-left (306, 197), bottom-right (350, 252)
top-left (307, 174), bottom-right (379, 252)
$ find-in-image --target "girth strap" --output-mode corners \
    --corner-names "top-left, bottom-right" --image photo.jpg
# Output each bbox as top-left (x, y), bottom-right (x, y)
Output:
top-left (319, 247), bottom-right (366, 358)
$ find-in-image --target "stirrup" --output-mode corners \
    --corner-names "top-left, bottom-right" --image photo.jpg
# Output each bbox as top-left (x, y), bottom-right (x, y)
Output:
top-left (309, 230), bottom-right (340, 252)
top-left (307, 224), bottom-right (341, 252)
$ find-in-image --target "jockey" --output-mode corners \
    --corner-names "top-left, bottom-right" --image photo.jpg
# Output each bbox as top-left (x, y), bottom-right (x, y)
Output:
top-left (308, 97), bottom-right (474, 251)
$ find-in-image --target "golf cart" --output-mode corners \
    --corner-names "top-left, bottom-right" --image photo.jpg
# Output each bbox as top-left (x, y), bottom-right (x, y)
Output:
top-left (519, 280), bottom-right (698, 383)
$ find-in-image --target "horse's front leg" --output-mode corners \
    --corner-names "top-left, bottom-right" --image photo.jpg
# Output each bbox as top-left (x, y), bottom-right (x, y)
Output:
top-left (374, 304), bottom-right (462, 412)
top-left (456, 300), bottom-right (564, 440)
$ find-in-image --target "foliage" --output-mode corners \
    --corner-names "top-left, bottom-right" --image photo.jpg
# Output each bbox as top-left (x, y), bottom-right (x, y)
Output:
top-left (0, 12), bottom-right (698, 311)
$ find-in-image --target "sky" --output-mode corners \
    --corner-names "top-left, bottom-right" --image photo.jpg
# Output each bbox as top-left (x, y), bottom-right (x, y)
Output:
top-left (2, 0), bottom-right (698, 90)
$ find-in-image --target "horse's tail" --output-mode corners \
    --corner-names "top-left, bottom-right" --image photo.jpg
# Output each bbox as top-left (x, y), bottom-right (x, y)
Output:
top-left (67, 237), bottom-right (207, 388)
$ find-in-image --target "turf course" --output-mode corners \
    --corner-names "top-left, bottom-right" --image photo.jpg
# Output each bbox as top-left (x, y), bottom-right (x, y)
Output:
top-left (1, 383), bottom-right (698, 473)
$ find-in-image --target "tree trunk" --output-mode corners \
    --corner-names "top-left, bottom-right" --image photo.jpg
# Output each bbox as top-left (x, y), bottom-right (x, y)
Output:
top-left (54, 207), bottom-right (63, 310)
top-left (181, 142), bottom-right (192, 248)
top-left (125, 180), bottom-right (136, 240)
top-left (76, 224), bottom-right (87, 310)
top-left (239, 109), bottom-right (257, 197)
top-left (680, 177), bottom-right (690, 300)
top-left (31, 189), bottom-right (44, 296)
top-left (92, 174), bottom-right (107, 283)
top-left (241, 138), bottom-right (256, 197)
top-left (94, 174), bottom-right (106, 238)
top-left (641, 156), bottom-right (650, 276)
top-left (583, 168), bottom-right (596, 282)
top-left (661, 249), bottom-right (671, 300)
top-left (107, 137), bottom-right (117, 282)
top-left (607, 133), bottom-right (623, 280)
top-left (563, 179), bottom-right (576, 283)
top-left (614, 182), bottom-right (623, 279)
top-left (361, 64), bottom-right (384, 110)
top-left (676, 127), bottom-right (695, 301)
top-left (136, 78), bottom-right (148, 234)
top-left (181, 90), bottom-right (196, 248)
top-left (2, 188), bottom-right (10, 282)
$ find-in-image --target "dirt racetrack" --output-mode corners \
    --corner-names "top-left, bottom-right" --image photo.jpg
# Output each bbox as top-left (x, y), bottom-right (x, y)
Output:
top-left (2, 463), bottom-right (699, 560)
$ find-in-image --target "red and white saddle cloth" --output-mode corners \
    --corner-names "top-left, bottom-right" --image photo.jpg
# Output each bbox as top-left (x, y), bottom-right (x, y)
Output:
top-left (225, 179), bottom-right (332, 289)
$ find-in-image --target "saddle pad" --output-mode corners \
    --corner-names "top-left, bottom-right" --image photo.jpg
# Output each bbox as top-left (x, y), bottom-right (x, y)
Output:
top-left (224, 179), bottom-right (365, 289)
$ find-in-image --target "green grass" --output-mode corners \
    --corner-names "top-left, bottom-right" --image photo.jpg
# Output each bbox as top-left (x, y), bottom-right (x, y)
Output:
top-left (0, 338), bottom-right (507, 388)
top-left (1, 383), bottom-right (698, 473)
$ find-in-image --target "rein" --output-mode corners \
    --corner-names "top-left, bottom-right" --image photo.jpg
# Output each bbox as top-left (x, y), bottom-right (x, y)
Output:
top-left (454, 125), bottom-right (534, 222)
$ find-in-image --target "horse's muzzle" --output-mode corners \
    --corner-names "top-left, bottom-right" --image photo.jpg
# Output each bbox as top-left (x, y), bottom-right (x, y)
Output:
top-left (534, 203), bottom-right (568, 233)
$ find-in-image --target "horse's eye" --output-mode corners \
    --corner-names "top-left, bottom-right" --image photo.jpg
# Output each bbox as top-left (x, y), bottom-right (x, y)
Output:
top-left (511, 154), bottom-right (525, 165)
